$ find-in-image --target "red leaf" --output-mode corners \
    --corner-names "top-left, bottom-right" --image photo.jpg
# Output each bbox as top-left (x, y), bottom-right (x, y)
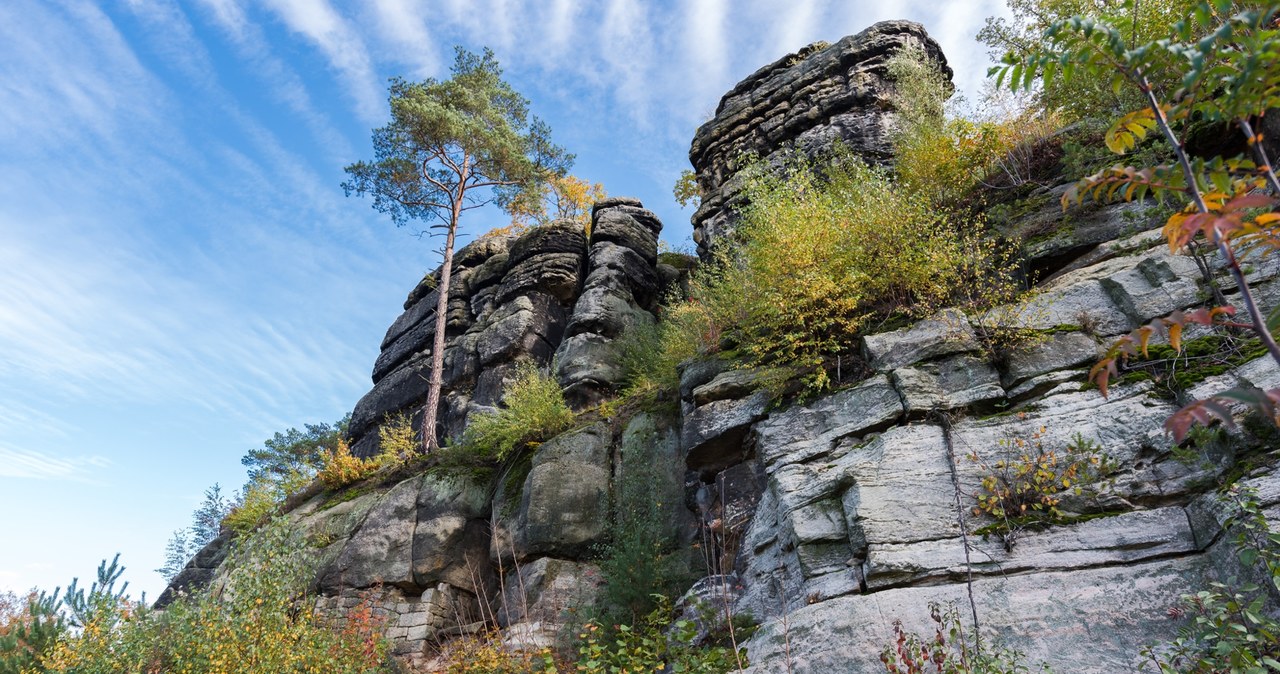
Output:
top-left (1223, 193), bottom-right (1276, 212)
top-left (1165, 397), bottom-right (1238, 443)
top-left (1089, 358), bottom-right (1118, 398)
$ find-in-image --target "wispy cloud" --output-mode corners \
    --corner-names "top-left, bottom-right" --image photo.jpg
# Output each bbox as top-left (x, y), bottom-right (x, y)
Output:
top-left (541, 0), bottom-right (579, 57)
top-left (0, 444), bottom-right (109, 480)
top-left (261, 0), bottom-right (383, 122)
top-left (367, 0), bottom-right (439, 79)
top-left (597, 0), bottom-right (656, 122)
top-left (682, 0), bottom-right (729, 122)
top-left (191, 0), bottom-right (355, 164)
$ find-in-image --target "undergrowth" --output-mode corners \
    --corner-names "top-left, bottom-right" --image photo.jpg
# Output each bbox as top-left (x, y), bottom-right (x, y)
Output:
top-left (882, 602), bottom-right (1049, 673)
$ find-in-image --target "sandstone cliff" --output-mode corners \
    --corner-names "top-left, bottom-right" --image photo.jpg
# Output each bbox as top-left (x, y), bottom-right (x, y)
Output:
top-left (163, 20), bottom-right (1280, 673)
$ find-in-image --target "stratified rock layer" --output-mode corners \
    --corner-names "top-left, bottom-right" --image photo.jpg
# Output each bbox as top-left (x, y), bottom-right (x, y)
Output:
top-left (165, 21), bottom-right (1280, 674)
top-left (687, 20), bottom-right (951, 256)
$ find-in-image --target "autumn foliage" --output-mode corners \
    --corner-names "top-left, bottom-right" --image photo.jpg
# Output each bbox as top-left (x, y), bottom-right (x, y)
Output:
top-left (997, 0), bottom-right (1280, 441)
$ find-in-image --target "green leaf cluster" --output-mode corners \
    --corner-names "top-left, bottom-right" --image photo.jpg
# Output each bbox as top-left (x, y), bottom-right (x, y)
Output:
top-left (574, 597), bottom-right (745, 674)
top-left (240, 415), bottom-right (349, 487)
top-left (39, 521), bottom-right (394, 674)
top-left (459, 359), bottom-right (575, 462)
top-left (1142, 486), bottom-right (1280, 672)
top-left (342, 47), bottom-right (572, 230)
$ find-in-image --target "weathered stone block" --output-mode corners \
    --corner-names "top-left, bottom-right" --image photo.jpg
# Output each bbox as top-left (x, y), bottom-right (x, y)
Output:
top-left (863, 309), bottom-right (979, 371)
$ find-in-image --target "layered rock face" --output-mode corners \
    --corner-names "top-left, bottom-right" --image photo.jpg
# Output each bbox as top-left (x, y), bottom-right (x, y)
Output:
top-left (715, 236), bottom-right (1280, 671)
top-left (687, 20), bottom-right (950, 256)
top-left (167, 20), bottom-right (1280, 674)
top-left (347, 198), bottom-right (671, 458)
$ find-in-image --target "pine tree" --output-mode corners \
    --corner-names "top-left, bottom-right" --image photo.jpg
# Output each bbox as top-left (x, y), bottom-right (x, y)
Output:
top-left (190, 484), bottom-right (230, 549)
top-left (0, 590), bottom-right (66, 674)
top-left (240, 414), bottom-right (348, 486)
top-left (344, 46), bottom-right (571, 453)
top-left (155, 529), bottom-right (192, 582)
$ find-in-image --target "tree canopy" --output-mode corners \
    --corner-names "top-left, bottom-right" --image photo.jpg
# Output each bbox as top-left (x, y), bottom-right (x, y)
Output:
top-left (343, 47), bottom-right (572, 452)
top-left (342, 47), bottom-right (572, 234)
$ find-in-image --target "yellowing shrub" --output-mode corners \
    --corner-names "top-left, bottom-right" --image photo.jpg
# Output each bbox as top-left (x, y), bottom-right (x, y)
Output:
top-left (461, 360), bottom-right (574, 461)
top-left (40, 521), bottom-right (392, 674)
top-left (693, 151), bottom-right (966, 390)
top-left (318, 439), bottom-right (382, 490)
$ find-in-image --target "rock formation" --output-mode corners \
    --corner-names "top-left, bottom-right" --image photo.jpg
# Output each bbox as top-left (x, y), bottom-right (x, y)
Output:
top-left (164, 19), bottom-right (1280, 674)
top-left (687, 20), bottom-right (950, 256)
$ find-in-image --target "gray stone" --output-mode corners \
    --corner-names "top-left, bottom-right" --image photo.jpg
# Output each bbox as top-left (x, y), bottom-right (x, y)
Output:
top-left (475, 294), bottom-right (565, 366)
top-left (862, 309), bottom-right (980, 371)
top-left (349, 356), bottom-right (430, 452)
top-left (320, 476), bottom-right (422, 591)
top-left (584, 243), bottom-right (661, 309)
top-left (559, 284), bottom-right (650, 341)
top-left (891, 354), bottom-right (1004, 414)
top-left (496, 557), bottom-right (603, 627)
top-left (517, 423), bottom-right (612, 557)
top-left (754, 375), bottom-right (903, 469)
top-left (1000, 188), bottom-right (1169, 280)
top-left (682, 390), bottom-right (772, 478)
top-left (742, 556), bottom-right (1211, 674)
top-left (619, 413), bottom-right (692, 545)
top-left (692, 369), bottom-right (762, 406)
top-left (506, 219), bottom-right (586, 266)
top-left (412, 473), bottom-right (492, 588)
top-left (954, 386), bottom-right (1176, 469)
top-left (592, 209), bottom-right (659, 265)
top-left (554, 332), bottom-right (627, 407)
top-left (1101, 253), bottom-right (1202, 324)
top-left (679, 359), bottom-right (727, 402)
top-left (980, 279), bottom-right (1134, 337)
top-left (839, 424), bottom-right (958, 548)
top-left (1002, 331), bottom-right (1100, 386)
top-left (1006, 368), bottom-right (1087, 402)
top-left (496, 253), bottom-right (582, 305)
top-left (864, 507), bottom-right (1196, 589)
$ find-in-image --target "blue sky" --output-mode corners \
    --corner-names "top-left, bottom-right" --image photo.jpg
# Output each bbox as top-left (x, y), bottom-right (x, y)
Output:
top-left (0, 0), bottom-right (1005, 601)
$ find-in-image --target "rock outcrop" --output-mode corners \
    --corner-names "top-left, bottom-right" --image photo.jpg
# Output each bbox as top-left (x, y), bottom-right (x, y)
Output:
top-left (165, 19), bottom-right (1280, 674)
top-left (687, 20), bottom-right (951, 256)
top-left (348, 199), bottom-right (667, 458)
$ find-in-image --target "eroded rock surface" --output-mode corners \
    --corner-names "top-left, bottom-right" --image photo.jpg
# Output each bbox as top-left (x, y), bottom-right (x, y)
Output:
top-left (688, 20), bottom-right (951, 256)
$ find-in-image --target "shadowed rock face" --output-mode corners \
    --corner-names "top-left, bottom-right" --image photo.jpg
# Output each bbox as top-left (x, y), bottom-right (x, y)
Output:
top-left (687, 20), bottom-right (951, 257)
top-left (345, 198), bottom-right (665, 458)
top-left (165, 20), bottom-right (1280, 673)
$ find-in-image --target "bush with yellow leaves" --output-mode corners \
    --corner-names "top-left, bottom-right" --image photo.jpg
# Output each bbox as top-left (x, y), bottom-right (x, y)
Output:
top-left (39, 520), bottom-right (392, 674)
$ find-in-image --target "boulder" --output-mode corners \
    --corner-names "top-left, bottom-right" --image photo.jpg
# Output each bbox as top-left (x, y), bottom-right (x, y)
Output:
top-left (320, 476), bottom-right (423, 591)
top-left (516, 423), bottom-right (612, 558)
top-left (1001, 331), bottom-right (1099, 387)
top-left (862, 309), bottom-right (980, 371)
top-left (411, 473), bottom-right (493, 589)
top-left (891, 354), bottom-right (1004, 415)
top-left (682, 390), bottom-right (772, 478)
top-left (753, 375), bottom-right (903, 470)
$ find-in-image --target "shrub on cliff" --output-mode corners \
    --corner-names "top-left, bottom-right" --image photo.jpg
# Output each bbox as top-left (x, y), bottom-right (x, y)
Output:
top-left (684, 150), bottom-right (968, 390)
top-left (40, 521), bottom-right (392, 674)
top-left (888, 43), bottom-right (1066, 212)
top-left (460, 359), bottom-right (574, 461)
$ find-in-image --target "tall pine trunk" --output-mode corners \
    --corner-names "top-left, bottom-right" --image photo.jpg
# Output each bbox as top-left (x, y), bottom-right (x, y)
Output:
top-left (420, 159), bottom-right (469, 453)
